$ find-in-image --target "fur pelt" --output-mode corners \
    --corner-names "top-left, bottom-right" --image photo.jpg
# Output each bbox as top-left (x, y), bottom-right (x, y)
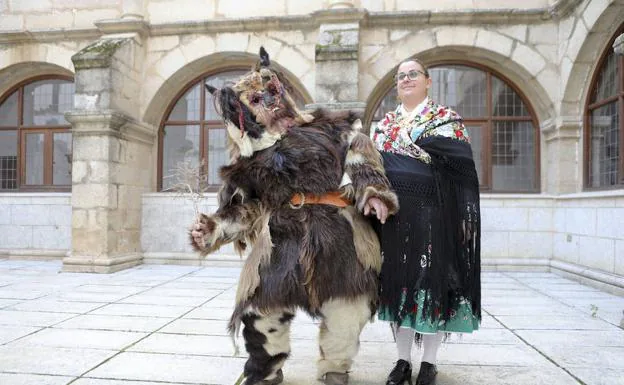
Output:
top-left (191, 47), bottom-right (399, 333)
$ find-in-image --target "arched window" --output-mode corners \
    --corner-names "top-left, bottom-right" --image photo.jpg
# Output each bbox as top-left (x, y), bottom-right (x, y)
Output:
top-left (158, 69), bottom-right (306, 191)
top-left (0, 76), bottom-right (74, 191)
top-left (585, 26), bottom-right (624, 189)
top-left (370, 64), bottom-right (539, 192)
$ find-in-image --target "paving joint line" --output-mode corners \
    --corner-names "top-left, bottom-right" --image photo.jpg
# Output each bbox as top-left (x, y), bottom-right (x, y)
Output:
top-left (66, 266), bottom-right (240, 384)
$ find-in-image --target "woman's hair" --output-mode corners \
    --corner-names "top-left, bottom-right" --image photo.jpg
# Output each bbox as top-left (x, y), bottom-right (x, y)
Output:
top-left (397, 58), bottom-right (430, 78)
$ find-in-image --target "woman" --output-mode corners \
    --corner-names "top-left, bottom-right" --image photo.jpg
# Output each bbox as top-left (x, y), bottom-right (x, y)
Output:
top-left (370, 59), bottom-right (481, 385)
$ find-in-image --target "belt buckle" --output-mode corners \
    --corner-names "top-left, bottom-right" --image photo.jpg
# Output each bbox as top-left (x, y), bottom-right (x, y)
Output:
top-left (289, 192), bottom-right (305, 209)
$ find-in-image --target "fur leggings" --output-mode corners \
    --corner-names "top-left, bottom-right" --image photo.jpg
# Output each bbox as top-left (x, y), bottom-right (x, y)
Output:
top-left (241, 295), bottom-right (372, 384)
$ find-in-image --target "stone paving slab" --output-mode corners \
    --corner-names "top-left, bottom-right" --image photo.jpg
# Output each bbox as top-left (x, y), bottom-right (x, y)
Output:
top-left (85, 352), bottom-right (246, 384)
top-left (13, 328), bottom-right (147, 350)
top-left (158, 318), bottom-right (232, 335)
top-left (0, 325), bottom-right (40, 344)
top-left (54, 314), bottom-right (173, 332)
top-left (0, 345), bottom-right (116, 376)
top-left (568, 368), bottom-right (624, 385)
top-left (0, 373), bottom-right (75, 385)
top-left (0, 260), bottom-right (622, 385)
top-left (6, 298), bottom-right (106, 313)
top-left (72, 380), bottom-right (190, 385)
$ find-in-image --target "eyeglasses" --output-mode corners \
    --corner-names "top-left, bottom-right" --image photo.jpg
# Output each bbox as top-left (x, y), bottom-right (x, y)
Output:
top-left (395, 70), bottom-right (426, 82)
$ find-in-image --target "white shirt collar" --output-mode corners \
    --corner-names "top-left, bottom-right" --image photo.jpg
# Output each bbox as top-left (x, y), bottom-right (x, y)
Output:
top-left (399, 96), bottom-right (429, 120)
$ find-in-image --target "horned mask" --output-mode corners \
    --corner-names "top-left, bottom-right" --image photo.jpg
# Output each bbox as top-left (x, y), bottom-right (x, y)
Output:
top-left (205, 47), bottom-right (313, 158)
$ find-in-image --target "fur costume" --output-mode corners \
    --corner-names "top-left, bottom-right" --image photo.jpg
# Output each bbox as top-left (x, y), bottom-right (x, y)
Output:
top-left (189, 48), bottom-right (398, 385)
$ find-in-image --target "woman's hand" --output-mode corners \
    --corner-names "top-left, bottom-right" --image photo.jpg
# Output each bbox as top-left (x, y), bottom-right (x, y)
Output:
top-left (364, 196), bottom-right (389, 224)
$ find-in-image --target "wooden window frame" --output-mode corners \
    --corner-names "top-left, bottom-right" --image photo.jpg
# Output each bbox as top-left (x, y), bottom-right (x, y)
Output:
top-left (0, 75), bottom-right (74, 192)
top-left (584, 25), bottom-right (624, 190)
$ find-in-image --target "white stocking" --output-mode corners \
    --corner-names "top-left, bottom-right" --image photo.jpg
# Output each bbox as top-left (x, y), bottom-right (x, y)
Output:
top-left (392, 325), bottom-right (415, 363)
top-left (420, 332), bottom-right (443, 364)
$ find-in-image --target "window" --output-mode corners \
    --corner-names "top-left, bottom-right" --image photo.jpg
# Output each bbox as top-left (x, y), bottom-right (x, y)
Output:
top-left (0, 76), bottom-right (74, 191)
top-left (585, 26), bottom-right (624, 189)
top-left (158, 69), bottom-right (305, 191)
top-left (370, 64), bottom-right (539, 192)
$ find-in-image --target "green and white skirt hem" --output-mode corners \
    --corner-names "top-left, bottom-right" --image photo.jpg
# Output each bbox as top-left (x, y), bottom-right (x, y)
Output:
top-left (378, 290), bottom-right (479, 334)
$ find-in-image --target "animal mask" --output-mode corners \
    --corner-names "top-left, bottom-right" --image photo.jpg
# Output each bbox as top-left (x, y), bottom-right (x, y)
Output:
top-left (206, 47), bottom-right (313, 158)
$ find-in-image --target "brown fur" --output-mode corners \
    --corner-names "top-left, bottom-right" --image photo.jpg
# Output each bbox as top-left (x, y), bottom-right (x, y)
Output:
top-left (190, 48), bottom-right (399, 331)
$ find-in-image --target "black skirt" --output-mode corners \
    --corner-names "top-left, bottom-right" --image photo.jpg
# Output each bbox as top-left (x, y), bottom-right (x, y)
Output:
top-left (374, 136), bottom-right (481, 326)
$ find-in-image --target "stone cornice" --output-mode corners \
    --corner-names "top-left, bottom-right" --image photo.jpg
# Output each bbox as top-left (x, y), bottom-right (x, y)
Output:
top-left (541, 116), bottom-right (582, 142)
top-left (0, 0), bottom-right (585, 44)
top-left (0, 28), bottom-right (100, 44)
top-left (150, 15), bottom-right (317, 36)
top-left (71, 38), bottom-right (128, 70)
top-left (95, 19), bottom-right (150, 37)
top-left (65, 110), bottom-right (156, 145)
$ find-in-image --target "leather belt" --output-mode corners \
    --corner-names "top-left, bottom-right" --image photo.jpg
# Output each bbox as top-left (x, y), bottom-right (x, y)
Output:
top-left (289, 191), bottom-right (351, 209)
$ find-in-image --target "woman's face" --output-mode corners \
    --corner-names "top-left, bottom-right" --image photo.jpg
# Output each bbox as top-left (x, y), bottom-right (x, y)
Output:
top-left (396, 61), bottom-right (431, 104)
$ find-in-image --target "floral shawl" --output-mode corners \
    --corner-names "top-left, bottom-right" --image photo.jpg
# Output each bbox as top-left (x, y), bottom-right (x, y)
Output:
top-left (371, 98), bottom-right (469, 163)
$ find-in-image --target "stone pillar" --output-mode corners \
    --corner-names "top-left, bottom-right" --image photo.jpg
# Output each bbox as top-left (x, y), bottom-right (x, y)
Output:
top-left (308, 8), bottom-right (366, 114)
top-left (327, 0), bottom-right (354, 9)
top-left (63, 36), bottom-right (155, 273)
top-left (614, 33), bottom-right (624, 55)
top-left (541, 118), bottom-right (582, 194)
top-left (122, 0), bottom-right (145, 20)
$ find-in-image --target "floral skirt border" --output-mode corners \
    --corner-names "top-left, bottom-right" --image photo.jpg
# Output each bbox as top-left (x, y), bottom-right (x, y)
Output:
top-left (378, 289), bottom-right (479, 334)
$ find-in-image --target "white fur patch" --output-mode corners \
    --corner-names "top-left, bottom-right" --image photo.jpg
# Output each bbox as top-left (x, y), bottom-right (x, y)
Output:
top-left (254, 311), bottom-right (293, 357)
top-left (226, 120), bottom-right (283, 158)
top-left (317, 295), bottom-right (371, 378)
top-left (345, 151), bottom-right (365, 166)
top-left (339, 173), bottom-right (352, 188)
top-left (208, 218), bottom-right (246, 246)
top-left (227, 121), bottom-right (254, 157)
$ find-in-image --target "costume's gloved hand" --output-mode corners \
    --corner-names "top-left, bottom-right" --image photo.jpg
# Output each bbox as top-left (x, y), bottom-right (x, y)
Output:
top-left (190, 213), bottom-right (216, 251)
top-left (364, 196), bottom-right (389, 224)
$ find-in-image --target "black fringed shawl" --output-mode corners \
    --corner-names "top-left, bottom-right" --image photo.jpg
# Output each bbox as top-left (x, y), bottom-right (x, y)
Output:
top-left (375, 136), bottom-right (481, 326)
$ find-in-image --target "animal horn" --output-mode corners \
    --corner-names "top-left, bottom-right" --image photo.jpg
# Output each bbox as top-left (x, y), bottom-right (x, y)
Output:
top-left (259, 46), bottom-right (270, 67)
top-left (205, 84), bottom-right (218, 94)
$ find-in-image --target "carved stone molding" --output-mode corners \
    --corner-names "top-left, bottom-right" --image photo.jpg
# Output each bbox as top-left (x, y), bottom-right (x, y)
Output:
top-left (614, 33), bottom-right (624, 56)
top-left (0, 0), bottom-right (585, 44)
top-left (65, 111), bottom-right (156, 145)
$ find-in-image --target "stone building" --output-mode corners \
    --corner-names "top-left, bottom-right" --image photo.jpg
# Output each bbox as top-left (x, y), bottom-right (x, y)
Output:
top-left (0, 0), bottom-right (623, 292)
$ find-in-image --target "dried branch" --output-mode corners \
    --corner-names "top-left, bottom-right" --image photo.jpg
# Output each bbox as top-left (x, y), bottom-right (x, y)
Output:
top-left (163, 159), bottom-right (210, 216)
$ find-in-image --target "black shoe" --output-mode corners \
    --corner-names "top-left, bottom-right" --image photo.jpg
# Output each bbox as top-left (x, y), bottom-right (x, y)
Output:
top-left (386, 359), bottom-right (413, 385)
top-left (415, 362), bottom-right (437, 385)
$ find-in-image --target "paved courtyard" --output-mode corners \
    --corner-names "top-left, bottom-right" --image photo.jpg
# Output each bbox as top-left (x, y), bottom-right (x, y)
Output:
top-left (0, 259), bottom-right (623, 385)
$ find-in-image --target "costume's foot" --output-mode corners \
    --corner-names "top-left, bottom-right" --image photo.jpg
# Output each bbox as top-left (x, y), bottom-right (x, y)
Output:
top-left (415, 362), bottom-right (437, 385)
top-left (247, 369), bottom-right (283, 385)
top-left (386, 359), bottom-right (412, 385)
top-left (324, 371), bottom-right (349, 385)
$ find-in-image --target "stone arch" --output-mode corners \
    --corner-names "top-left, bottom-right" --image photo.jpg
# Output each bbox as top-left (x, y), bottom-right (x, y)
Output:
top-left (560, 0), bottom-right (624, 117)
top-left (143, 43), bottom-right (314, 126)
top-left (0, 62), bottom-right (74, 101)
top-left (363, 44), bottom-right (554, 127)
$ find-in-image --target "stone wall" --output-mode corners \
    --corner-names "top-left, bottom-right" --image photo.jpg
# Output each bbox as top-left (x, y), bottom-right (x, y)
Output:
top-left (0, 0), bottom-right (563, 32)
top-left (141, 192), bottom-right (624, 276)
top-left (140, 193), bottom-right (241, 265)
top-left (0, 193), bottom-right (71, 257)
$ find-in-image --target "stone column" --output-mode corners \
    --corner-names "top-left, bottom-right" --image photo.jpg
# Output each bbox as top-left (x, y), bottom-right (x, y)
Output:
top-left (327, 0), bottom-right (354, 9)
top-left (122, 0), bottom-right (145, 20)
top-left (308, 8), bottom-right (366, 114)
top-left (614, 33), bottom-right (624, 55)
top-left (63, 36), bottom-right (155, 273)
top-left (541, 118), bottom-right (582, 194)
